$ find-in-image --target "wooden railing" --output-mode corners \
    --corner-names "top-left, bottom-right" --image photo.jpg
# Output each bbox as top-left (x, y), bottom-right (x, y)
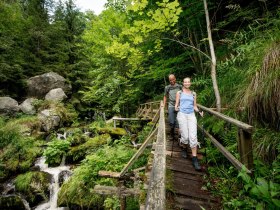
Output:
top-left (145, 101), bottom-right (166, 209)
top-left (197, 104), bottom-right (253, 173)
top-left (94, 101), bottom-right (162, 210)
top-left (94, 100), bottom-right (253, 209)
top-left (136, 101), bottom-right (161, 120)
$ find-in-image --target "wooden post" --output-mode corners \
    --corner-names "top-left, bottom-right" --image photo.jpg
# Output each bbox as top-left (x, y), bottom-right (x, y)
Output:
top-left (238, 129), bottom-right (253, 170)
top-left (120, 196), bottom-right (126, 210)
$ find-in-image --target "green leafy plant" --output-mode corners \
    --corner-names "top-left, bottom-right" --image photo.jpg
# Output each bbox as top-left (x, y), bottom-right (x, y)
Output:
top-left (226, 167), bottom-right (280, 209)
top-left (58, 141), bottom-right (148, 208)
top-left (104, 196), bottom-right (120, 210)
top-left (0, 117), bottom-right (43, 180)
top-left (43, 140), bottom-right (70, 166)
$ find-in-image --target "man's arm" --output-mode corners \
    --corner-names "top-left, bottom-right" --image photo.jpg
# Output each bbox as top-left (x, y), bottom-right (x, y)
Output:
top-left (163, 95), bottom-right (167, 108)
top-left (163, 86), bottom-right (168, 108)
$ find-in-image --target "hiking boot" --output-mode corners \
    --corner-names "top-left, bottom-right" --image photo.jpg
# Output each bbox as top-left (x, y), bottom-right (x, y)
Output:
top-left (192, 156), bottom-right (201, 171)
top-left (181, 149), bottom-right (187, 159)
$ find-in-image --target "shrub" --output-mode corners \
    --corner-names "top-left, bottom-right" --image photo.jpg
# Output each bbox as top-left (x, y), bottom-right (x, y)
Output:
top-left (43, 140), bottom-right (70, 166)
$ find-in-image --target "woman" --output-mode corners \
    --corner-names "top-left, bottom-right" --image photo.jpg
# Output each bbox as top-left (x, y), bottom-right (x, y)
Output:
top-left (175, 77), bottom-right (203, 170)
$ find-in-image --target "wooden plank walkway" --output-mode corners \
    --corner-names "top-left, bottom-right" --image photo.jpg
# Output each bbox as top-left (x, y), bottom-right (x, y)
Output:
top-left (165, 124), bottom-right (220, 210)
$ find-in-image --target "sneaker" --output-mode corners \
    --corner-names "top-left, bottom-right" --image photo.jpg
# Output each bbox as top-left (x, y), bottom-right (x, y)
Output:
top-left (192, 156), bottom-right (201, 171)
top-left (181, 149), bottom-right (187, 159)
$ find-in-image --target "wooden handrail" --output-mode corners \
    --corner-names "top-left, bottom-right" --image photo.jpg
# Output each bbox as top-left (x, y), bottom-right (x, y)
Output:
top-left (198, 104), bottom-right (253, 133)
top-left (198, 125), bottom-right (251, 173)
top-left (145, 101), bottom-right (166, 209)
top-left (140, 101), bottom-right (161, 106)
top-left (137, 101), bottom-right (161, 120)
top-left (119, 127), bottom-right (158, 177)
top-left (197, 103), bottom-right (253, 171)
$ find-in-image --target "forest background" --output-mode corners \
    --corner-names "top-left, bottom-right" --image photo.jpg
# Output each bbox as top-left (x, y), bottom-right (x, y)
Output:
top-left (0, 0), bottom-right (279, 209)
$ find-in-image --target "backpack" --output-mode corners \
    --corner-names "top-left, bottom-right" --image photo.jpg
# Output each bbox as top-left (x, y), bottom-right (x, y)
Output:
top-left (178, 90), bottom-right (196, 97)
top-left (165, 84), bottom-right (182, 95)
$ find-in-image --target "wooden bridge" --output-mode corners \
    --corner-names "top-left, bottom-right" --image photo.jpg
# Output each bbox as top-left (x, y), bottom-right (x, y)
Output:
top-left (94, 101), bottom-right (253, 209)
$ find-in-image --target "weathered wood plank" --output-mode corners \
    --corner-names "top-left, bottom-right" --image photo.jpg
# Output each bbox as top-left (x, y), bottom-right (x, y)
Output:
top-left (172, 180), bottom-right (216, 202)
top-left (112, 117), bottom-right (149, 121)
top-left (113, 117), bottom-right (150, 128)
top-left (98, 171), bottom-right (120, 178)
top-left (198, 124), bottom-right (251, 174)
top-left (197, 104), bottom-right (253, 133)
top-left (175, 196), bottom-right (216, 210)
top-left (145, 102), bottom-right (166, 210)
top-left (238, 129), bottom-right (253, 170)
top-left (93, 185), bottom-right (140, 196)
top-left (151, 108), bottom-right (160, 123)
top-left (119, 127), bottom-right (158, 177)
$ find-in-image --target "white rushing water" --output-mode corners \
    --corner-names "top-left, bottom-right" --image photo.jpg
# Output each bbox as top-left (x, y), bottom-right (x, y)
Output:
top-left (34, 157), bottom-right (70, 210)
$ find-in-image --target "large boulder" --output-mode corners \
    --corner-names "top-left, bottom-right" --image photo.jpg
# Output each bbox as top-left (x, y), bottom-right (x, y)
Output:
top-left (38, 109), bottom-right (61, 132)
top-left (45, 88), bottom-right (67, 102)
top-left (27, 72), bottom-right (71, 98)
top-left (19, 98), bottom-right (36, 115)
top-left (0, 97), bottom-right (19, 114)
top-left (14, 171), bottom-right (51, 207)
top-left (0, 195), bottom-right (26, 210)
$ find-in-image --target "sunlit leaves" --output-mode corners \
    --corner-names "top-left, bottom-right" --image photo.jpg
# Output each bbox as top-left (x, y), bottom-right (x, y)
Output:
top-left (106, 0), bottom-right (182, 71)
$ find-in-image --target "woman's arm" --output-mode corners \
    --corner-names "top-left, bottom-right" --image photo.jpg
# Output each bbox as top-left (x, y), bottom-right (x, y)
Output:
top-left (194, 94), bottom-right (203, 117)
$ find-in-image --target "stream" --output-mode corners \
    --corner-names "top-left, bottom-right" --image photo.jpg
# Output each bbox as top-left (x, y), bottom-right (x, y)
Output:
top-left (33, 156), bottom-right (71, 210)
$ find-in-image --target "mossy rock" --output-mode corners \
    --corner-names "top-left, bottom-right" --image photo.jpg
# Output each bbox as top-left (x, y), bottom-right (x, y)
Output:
top-left (14, 171), bottom-right (52, 207)
top-left (98, 127), bottom-right (127, 138)
top-left (67, 134), bottom-right (110, 163)
top-left (58, 181), bottom-right (104, 209)
top-left (0, 195), bottom-right (26, 210)
top-left (6, 116), bottom-right (42, 136)
top-left (67, 128), bottom-right (87, 146)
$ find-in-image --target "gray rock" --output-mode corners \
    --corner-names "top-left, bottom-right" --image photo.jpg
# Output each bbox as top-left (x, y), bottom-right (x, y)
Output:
top-left (45, 88), bottom-right (67, 102)
top-left (27, 72), bottom-right (71, 98)
top-left (58, 170), bottom-right (72, 187)
top-left (19, 98), bottom-right (36, 115)
top-left (0, 97), bottom-right (19, 114)
top-left (38, 109), bottom-right (61, 132)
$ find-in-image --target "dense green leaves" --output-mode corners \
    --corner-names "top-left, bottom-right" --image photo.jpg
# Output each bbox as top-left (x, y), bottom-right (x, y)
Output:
top-left (43, 139), bottom-right (71, 166)
top-left (0, 116), bottom-right (43, 180)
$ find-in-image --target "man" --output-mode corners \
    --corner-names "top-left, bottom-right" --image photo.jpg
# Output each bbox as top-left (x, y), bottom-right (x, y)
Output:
top-left (163, 74), bottom-right (182, 139)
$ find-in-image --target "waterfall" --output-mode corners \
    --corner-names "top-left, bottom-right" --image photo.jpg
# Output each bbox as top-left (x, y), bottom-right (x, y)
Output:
top-left (34, 157), bottom-right (70, 210)
top-left (20, 196), bottom-right (31, 210)
top-left (1, 180), bottom-right (15, 195)
top-left (60, 155), bottom-right (66, 166)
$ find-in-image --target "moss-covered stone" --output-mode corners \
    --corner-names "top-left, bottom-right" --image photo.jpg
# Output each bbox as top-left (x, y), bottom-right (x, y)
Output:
top-left (67, 134), bottom-right (110, 163)
top-left (0, 117), bottom-right (43, 181)
top-left (98, 127), bottom-right (127, 138)
top-left (14, 171), bottom-right (52, 207)
top-left (3, 115), bottom-right (42, 136)
top-left (58, 180), bottom-right (104, 209)
top-left (67, 128), bottom-right (87, 146)
top-left (0, 195), bottom-right (26, 210)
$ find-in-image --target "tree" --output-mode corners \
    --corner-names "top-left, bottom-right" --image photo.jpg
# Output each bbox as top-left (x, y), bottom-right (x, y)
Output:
top-left (0, 1), bottom-right (27, 97)
top-left (81, 0), bottom-right (183, 115)
top-left (203, 0), bottom-right (221, 111)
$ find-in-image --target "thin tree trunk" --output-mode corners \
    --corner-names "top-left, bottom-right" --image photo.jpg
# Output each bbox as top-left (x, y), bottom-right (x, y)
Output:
top-left (203, 0), bottom-right (221, 112)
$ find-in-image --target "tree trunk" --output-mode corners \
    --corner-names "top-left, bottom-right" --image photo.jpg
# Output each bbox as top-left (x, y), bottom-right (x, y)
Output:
top-left (203, 0), bottom-right (221, 112)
